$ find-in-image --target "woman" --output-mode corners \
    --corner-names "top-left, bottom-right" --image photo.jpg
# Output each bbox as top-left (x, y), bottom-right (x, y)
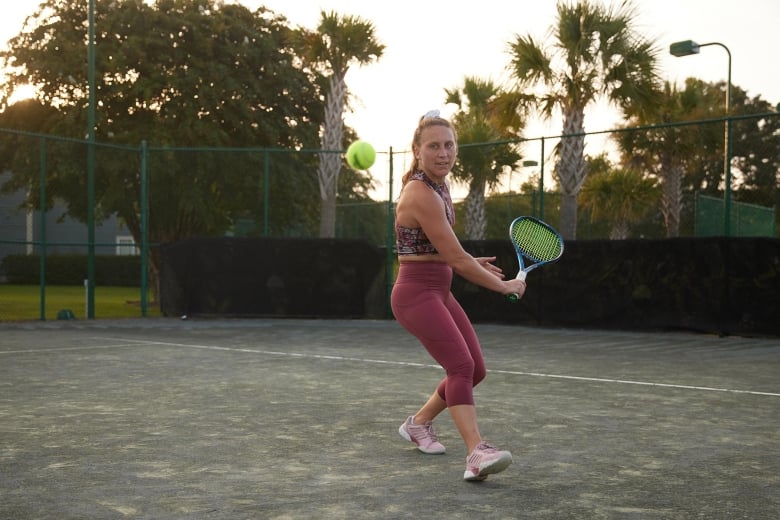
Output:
top-left (392, 111), bottom-right (527, 481)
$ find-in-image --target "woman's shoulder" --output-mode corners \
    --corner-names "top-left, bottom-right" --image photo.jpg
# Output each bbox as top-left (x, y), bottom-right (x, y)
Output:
top-left (402, 178), bottom-right (439, 200)
top-left (399, 183), bottom-right (446, 224)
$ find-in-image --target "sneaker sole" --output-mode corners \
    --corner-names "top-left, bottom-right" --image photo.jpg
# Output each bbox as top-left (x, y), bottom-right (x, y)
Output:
top-left (398, 424), bottom-right (413, 442)
top-left (398, 424), bottom-right (446, 454)
top-left (464, 452), bottom-right (512, 481)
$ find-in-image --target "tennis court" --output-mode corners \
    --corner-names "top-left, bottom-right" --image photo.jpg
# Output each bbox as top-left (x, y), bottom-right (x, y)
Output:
top-left (1, 318), bottom-right (778, 519)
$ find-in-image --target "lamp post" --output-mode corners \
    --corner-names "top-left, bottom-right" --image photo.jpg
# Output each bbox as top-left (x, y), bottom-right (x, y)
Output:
top-left (670, 39), bottom-right (732, 236)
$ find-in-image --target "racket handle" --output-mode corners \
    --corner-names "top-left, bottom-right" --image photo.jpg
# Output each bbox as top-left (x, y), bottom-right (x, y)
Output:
top-left (507, 270), bottom-right (527, 302)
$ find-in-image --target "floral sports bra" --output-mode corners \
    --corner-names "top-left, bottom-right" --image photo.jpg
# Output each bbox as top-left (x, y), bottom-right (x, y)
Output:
top-left (395, 170), bottom-right (455, 256)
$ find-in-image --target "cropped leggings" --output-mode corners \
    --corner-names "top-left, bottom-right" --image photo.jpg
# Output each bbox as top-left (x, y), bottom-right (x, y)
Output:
top-left (391, 261), bottom-right (486, 406)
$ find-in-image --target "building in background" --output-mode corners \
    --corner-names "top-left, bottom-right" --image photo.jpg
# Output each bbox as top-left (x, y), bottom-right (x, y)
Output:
top-left (0, 171), bottom-right (135, 280)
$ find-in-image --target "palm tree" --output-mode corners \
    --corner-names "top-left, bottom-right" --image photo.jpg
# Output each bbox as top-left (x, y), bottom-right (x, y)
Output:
top-left (445, 77), bottom-right (524, 239)
top-left (294, 11), bottom-right (384, 238)
top-left (617, 78), bottom-right (726, 237)
top-left (617, 81), bottom-right (692, 237)
top-left (579, 160), bottom-right (659, 239)
top-left (506, 0), bottom-right (661, 239)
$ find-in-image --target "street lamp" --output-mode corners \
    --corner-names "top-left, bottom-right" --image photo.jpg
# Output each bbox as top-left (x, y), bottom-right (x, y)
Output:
top-left (670, 39), bottom-right (732, 236)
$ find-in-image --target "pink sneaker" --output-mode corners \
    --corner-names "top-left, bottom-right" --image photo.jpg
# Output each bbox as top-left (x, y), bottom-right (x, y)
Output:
top-left (463, 441), bottom-right (512, 481)
top-left (398, 416), bottom-right (446, 454)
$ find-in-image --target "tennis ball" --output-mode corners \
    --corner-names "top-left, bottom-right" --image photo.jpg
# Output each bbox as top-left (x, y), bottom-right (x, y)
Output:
top-left (346, 140), bottom-right (376, 170)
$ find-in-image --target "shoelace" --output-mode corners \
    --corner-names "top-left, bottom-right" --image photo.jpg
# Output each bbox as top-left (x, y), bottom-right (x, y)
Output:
top-left (412, 421), bottom-right (439, 442)
top-left (422, 422), bottom-right (439, 442)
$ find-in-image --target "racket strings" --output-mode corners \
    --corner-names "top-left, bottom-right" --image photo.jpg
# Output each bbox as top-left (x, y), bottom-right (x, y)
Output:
top-left (511, 221), bottom-right (563, 262)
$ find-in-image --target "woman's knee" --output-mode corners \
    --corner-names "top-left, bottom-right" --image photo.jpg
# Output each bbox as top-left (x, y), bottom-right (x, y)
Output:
top-left (473, 364), bottom-right (486, 386)
top-left (450, 354), bottom-right (486, 385)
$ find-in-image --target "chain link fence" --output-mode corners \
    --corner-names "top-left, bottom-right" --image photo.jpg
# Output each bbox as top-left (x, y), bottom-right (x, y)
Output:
top-left (1, 113), bottom-right (778, 318)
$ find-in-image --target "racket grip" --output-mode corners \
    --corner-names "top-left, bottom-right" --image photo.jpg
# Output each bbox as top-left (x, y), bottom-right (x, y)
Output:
top-left (506, 270), bottom-right (527, 303)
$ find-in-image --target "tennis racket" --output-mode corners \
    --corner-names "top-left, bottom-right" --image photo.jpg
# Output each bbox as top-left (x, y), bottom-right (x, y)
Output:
top-left (507, 216), bottom-right (564, 302)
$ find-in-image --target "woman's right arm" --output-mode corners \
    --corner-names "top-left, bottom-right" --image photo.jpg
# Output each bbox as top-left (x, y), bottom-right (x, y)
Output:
top-left (401, 183), bottom-right (526, 298)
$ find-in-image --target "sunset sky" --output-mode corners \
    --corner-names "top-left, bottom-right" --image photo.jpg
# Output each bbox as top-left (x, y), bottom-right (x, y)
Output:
top-left (3, 0), bottom-right (778, 197)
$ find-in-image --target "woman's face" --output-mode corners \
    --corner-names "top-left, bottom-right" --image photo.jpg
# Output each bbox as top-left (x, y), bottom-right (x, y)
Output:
top-left (415, 124), bottom-right (457, 182)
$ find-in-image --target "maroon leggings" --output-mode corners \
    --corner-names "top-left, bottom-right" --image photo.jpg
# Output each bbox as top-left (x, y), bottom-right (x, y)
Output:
top-left (391, 261), bottom-right (486, 406)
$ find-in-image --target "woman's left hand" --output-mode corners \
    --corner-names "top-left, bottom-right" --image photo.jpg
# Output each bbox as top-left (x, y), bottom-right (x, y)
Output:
top-left (475, 256), bottom-right (505, 279)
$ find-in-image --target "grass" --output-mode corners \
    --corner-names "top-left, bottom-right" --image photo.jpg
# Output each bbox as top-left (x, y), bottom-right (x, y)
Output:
top-left (0, 284), bottom-right (160, 322)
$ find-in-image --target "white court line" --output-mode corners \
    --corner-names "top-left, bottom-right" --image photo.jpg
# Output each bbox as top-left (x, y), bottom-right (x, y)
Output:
top-left (87, 337), bottom-right (780, 399)
top-left (489, 369), bottom-right (780, 397)
top-left (0, 343), bottom-right (151, 355)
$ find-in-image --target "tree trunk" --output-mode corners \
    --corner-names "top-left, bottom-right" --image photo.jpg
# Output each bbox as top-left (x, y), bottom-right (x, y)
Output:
top-left (559, 192), bottom-right (578, 239)
top-left (319, 194), bottom-right (337, 237)
top-left (317, 74), bottom-right (346, 238)
top-left (124, 215), bottom-right (160, 307)
top-left (661, 163), bottom-right (683, 238)
top-left (464, 181), bottom-right (487, 240)
top-left (610, 220), bottom-right (629, 240)
top-left (147, 247), bottom-right (161, 305)
top-left (557, 108), bottom-right (587, 240)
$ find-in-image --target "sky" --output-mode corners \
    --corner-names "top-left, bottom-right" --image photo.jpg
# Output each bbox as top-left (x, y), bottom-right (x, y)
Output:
top-left (2, 0), bottom-right (780, 198)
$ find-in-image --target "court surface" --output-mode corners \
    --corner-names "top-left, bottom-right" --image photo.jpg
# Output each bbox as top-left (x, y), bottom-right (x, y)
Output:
top-left (1, 318), bottom-right (778, 519)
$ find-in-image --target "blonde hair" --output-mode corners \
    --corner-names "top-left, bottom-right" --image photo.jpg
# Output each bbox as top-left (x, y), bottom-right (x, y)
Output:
top-left (401, 115), bottom-right (457, 186)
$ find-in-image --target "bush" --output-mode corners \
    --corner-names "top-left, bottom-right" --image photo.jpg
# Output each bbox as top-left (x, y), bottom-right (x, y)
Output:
top-left (1, 254), bottom-right (142, 286)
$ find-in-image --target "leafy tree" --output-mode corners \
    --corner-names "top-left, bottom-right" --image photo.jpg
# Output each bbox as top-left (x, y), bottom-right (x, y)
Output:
top-left (0, 0), bottom-right (327, 296)
top-left (506, 0), bottom-right (661, 239)
top-left (445, 77), bottom-right (524, 240)
top-left (616, 80), bottom-right (712, 237)
top-left (292, 10), bottom-right (385, 238)
top-left (727, 90), bottom-right (780, 213)
top-left (617, 78), bottom-right (780, 236)
top-left (579, 154), bottom-right (659, 239)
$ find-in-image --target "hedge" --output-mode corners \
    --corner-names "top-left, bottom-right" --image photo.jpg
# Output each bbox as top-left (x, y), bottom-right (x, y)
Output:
top-left (1, 254), bottom-right (142, 286)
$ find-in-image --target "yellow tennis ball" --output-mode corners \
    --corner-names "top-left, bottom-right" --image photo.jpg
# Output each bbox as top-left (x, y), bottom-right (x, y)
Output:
top-left (346, 140), bottom-right (376, 170)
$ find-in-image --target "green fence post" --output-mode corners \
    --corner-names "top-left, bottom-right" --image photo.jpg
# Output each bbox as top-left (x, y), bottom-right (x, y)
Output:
top-left (263, 150), bottom-right (270, 236)
top-left (38, 138), bottom-right (47, 320)
top-left (86, 0), bottom-right (96, 318)
top-left (140, 140), bottom-right (148, 316)
top-left (385, 147), bottom-right (394, 319)
top-left (539, 137), bottom-right (545, 221)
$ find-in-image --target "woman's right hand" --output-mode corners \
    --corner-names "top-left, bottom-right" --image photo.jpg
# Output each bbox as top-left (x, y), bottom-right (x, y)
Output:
top-left (503, 278), bottom-right (527, 299)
